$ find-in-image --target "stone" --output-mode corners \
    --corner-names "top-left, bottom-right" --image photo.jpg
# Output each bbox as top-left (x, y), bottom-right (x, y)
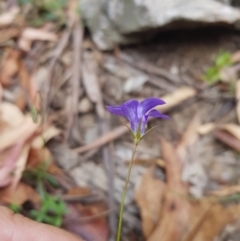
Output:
top-left (80, 0), bottom-right (240, 50)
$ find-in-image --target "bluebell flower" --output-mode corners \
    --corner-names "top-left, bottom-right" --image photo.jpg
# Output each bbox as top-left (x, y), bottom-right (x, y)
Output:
top-left (106, 98), bottom-right (169, 143)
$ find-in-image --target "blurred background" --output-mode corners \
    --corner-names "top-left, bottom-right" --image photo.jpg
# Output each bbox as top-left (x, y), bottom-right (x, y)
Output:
top-left (2, 0), bottom-right (240, 241)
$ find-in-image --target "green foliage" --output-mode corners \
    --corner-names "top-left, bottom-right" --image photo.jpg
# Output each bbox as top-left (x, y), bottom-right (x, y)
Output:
top-left (18, 0), bottom-right (67, 27)
top-left (202, 51), bottom-right (233, 85)
top-left (30, 194), bottom-right (67, 227)
top-left (22, 163), bottom-right (67, 227)
top-left (8, 203), bottom-right (22, 213)
top-left (23, 162), bottom-right (59, 188)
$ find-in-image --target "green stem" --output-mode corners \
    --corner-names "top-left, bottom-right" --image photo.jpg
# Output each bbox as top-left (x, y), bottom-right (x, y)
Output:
top-left (116, 143), bottom-right (138, 241)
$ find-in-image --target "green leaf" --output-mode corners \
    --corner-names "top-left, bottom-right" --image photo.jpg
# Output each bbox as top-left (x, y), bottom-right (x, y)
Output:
top-left (8, 203), bottom-right (22, 213)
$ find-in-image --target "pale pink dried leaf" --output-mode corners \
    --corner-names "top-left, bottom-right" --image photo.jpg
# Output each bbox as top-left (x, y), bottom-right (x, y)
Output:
top-left (0, 116), bottom-right (39, 151)
top-left (10, 144), bottom-right (30, 188)
top-left (156, 87), bottom-right (196, 113)
top-left (197, 123), bottom-right (215, 135)
top-left (21, 28), bottom-right (57, 41)
top-left (218, 123), bottom-right (240, 140)
top-left (0, 7), bottom-right (20, 26)
top-left (0, 142), bottom-right (24, 187)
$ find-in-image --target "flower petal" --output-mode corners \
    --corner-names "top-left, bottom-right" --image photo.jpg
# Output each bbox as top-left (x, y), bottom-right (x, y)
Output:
top-left (106, 105), bottom-right (124, 116)
top-left (147, 109), bottom-right (170, 119)
top-left (121, 99), bottom-right (139, 132)
top-left (137, 98), bottom-right (166, 118)
top-left (141, 115), bottom-right (148, 134)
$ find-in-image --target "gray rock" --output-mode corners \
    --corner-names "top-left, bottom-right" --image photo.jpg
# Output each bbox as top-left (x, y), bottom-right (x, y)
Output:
top-left (80, 0), bottom-right (240, 50)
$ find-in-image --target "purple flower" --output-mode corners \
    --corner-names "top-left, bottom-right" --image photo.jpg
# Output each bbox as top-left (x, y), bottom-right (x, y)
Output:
top-left (106, 98), bottom-right (169, 140)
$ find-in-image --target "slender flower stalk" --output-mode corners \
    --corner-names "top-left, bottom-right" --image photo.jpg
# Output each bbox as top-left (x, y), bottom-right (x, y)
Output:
top-left (116, 143), bottom-right (138, 241)
top-left (106, 98), bottom-right (169, 241)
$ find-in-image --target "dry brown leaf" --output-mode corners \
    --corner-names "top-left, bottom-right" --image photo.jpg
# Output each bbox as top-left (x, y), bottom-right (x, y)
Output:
top-left (0, 27), bottom-right (22, 44)
top-left (0, 142), bottom-right (25, 187)
top-left (208, 185), bottom-right (240, 197)
top-left (135, 166), bottom-right (165, 238)
top-left (27, 147), bottom-right (53, 168)
top-left (0, 6), bottom-right (20, 26)
top-left (67, 186), bottom-right (92, 197)
top-left (32, 126), bottom-right (61, 149)
top-left (0, 115), bottom-right (39, 151)
top-left (218, 123), bottom-right (240, 140)
top-left (15, 89), bottom-right (27, 110)
top-left (0, 102), bottom-right (25, 128)
top-left (0, 182), bottom-right (40, 206)
top-left (213, 129), bottom-right (240, 153)
top-left (148, 138), bottom-right (190, 241)
top-left (82, 51), bottom-right (105, 118)
top-left (236, 80), bottom-right (240, 124)
top-left (180, 199), bottom-right (240, 241)
top-left (18, 28), bottom-right (57, 52)
top-left (65, 202), bottom-right (109, 241)
top-left (0, 48), bottom-right (21, 86)
top-left (198, 123), bottom-right (240, 140)
top-left (11, 144), bottom-right (30, 188)
top-left (197, 123), bottom-right (215, 135)
top-left (156, 86), bottom-right (196, 113)
top-left (177, 114), bottom-right (201, 162)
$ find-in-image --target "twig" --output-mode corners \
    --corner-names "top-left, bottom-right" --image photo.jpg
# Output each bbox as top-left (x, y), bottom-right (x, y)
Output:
top-left (43, 18), bottom-right (74, 113)
top-left (118, 52), bottom-right (181, 84)
top-left (73, 125), bottom-right (127, 154)
top-left (65, 18), bottom-right (83, 141)
top-left (65, 207), bottom-right (116, 223)
top-left (100, 119), bottom-right (117, 240)
top-left (213, 129), bottom-right (240, 153)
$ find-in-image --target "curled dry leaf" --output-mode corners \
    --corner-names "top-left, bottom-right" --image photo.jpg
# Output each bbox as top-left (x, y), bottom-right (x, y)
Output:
top-left (187, 201), bottom-right (240, 241)
top-left (0, 142), bottom-right (25, 187)
top-left (65, 203), bottom-right (109, 241)
top-left (10, 144), bottom-right (30, 189)
top-left (135, 166), bottom-right (165, 239)
top-left (27, 147), bottom-right (53, 169)
top-left (0, 48), bottom-right (21, 86)
top-left (0, 115), bottom-right (39, 152)
top-left (213, 129), bottom-right (240, 153)
top-left (0, 182), bottom-right (40, 206)
top-left (198, 123), bottom-right (240, 141)
top-left (218, 123), bottom-right (240, 140)
top-left (0, 102), bottom-right (25, 129)
top-left (208, 184), bottom-right (240, 197)
top-left (0, 6), bottom-right (20, 26)
top-left (18, 28), bottom-right (57, 52)
top-left (198, 123), bottom-right (215, 135)
top-left (156, 86), bottom-right (196, 113)
top-left (32, 126), bottom-right (61, 149)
